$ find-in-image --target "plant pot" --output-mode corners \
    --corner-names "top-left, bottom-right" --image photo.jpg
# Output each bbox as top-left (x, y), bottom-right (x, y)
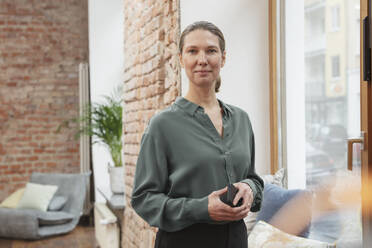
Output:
top-left (108, 165), bottom-right (125, 194)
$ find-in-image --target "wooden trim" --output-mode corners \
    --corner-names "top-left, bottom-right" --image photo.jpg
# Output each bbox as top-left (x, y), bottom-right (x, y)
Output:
top-left (269, 0), bottom-right (279, 174)
top-left (360, 0), bottom-right (372, 244)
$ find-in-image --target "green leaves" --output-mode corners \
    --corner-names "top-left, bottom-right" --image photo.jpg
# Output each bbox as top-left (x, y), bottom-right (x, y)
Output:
top-left (57, 86), bottom-right (123, 167)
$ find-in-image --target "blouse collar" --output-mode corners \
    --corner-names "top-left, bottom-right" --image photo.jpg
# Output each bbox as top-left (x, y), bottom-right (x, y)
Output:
top-left (175, 96), bottom-right (233, 117)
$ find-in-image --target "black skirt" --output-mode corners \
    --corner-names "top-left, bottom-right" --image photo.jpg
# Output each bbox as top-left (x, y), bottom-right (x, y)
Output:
top-left (154, 219), bottom-right (247, 248)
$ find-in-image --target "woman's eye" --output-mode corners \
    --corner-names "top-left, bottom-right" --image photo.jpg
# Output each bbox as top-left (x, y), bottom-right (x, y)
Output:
top-left (208, 49), bottom-right (217, 53)
top-left (188, 49), bottom-right (197, 54)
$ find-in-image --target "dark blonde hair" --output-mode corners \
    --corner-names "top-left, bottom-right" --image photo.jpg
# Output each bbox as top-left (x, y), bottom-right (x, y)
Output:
top-left (179, 21), bottom-right (225, 93)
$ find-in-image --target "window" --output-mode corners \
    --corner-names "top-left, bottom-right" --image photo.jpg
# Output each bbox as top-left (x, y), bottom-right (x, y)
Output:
top-left (278, 0), bottom-right (360, 189)
top-left (331, 55), bottom-right (340, 78)
top-left (274, 0), bottom-right (363, 243)
top-left (331, 6), bottom-right (340, 31)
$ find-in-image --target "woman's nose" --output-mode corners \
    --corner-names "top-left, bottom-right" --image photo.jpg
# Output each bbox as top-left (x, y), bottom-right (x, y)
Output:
top-left (197, 52), bottom-right (207, 65)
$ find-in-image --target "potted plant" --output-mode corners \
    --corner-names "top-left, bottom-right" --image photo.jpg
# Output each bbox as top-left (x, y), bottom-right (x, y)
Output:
top-left (58, 86), bottom-right (124, 193)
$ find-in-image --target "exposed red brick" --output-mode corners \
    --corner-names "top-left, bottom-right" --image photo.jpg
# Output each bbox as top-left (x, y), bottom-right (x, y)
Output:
top-left (16, 157), bottom-right (28, 162)
top-left (28, 156), bottom-right (38, 161)
top-left (67, 148), bottom-right (78, 153)
top-left (46, 162), bottom-right (57, 168)
top-left (12, 176), bottom-right (28, 182)
top-left (0, 0), bottom-right (88, 201)
top-left (122, 1), bottom-right (181, 247)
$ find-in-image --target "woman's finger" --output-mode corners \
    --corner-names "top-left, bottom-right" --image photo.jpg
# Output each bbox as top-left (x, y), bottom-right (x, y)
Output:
top-left (233, 191), bottom-right (244, 206)
top-left (221, 207), bottom-right (250, 221)
top-left (214, 186), bottom-right (228, 196)
top-left (233, 183), bottom-right (251, 206)
top-left (228, 203), bottom-right (247, 214)
top-left (236, 208), bottom-right (250, 220)
top-left (232, 183), bottom-right (243, 206)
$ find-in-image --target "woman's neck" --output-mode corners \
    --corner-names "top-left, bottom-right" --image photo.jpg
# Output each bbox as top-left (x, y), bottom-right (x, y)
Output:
top-left (184, 85), bottom-right (219, 110)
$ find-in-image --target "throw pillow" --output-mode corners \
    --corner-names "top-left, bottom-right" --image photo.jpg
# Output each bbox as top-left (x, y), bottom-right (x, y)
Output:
top-left (38, 211), bottom-right (74, 226)
top-left (17, 183), bottom-right (58, 211)
top-left (256, 183), bottom-right (312, 238)
top-left (0, 188), bottom-right (25, 208)
top-left (261, 168), bottom-right (285, 186)
top-left (48, 196), bottom-right (68, 211)
top-left (244, 168), bottom-right (285, 235)
top-left (248, 221), bottom-right (336, 248)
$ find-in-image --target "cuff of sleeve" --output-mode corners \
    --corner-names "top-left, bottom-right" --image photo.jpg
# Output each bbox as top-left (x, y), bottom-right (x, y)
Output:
top-left (240, 179), bottom-right (258, 201)
top-left (187, 195), bottom-right (212, 222)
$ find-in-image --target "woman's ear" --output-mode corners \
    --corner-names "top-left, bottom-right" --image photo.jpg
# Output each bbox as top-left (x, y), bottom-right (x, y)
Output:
top-left (179, 53), bottom-right (184, 68)
top-left (221, 51), bottom-right (226, 68)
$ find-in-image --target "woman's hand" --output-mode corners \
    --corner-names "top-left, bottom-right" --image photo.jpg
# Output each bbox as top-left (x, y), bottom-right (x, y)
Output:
top-left (207, 184), bottom-right (252, 221)
top-left (232, 182), bottom-right (254, 209)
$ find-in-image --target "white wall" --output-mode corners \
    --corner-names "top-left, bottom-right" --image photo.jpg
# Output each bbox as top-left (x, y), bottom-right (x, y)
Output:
top-left (180, 0), bottom-right (270, 175)
top-left (88, 0), bottom-right (124, 202)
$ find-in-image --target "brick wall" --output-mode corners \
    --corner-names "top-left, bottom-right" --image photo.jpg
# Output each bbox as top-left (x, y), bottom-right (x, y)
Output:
top-left (122, 0), bottom-right (181, 247)
top-left (0, 0), bottom-right (89, 200)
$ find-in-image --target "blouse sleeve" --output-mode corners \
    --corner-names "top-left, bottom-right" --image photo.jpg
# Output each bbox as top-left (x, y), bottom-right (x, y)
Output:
top-left (131, 132), bottom-right (212, 232)
top-left (239, 131), bottom-right (264, 212)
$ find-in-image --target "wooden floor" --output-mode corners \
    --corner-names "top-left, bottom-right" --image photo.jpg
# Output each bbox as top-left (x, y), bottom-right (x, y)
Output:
top-left (0, 225), bottom-right (97, 248)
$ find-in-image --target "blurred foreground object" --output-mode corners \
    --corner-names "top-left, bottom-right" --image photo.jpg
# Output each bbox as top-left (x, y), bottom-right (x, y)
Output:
top-left (270, 171), bottom-right (364, 238)
top-left (248, 221), bottom-right (336, 248)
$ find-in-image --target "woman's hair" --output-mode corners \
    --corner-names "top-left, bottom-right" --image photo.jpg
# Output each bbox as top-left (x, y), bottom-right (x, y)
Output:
top-left (179, 21), bottom-right (225, 93)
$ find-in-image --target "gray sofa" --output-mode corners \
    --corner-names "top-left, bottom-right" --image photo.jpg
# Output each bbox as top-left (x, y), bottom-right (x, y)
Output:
top-left (0, 172), bottom-right (90, 240)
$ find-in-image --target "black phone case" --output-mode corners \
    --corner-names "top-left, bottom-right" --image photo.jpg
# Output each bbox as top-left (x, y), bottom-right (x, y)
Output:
top-left (219, 183), bottom-right (243, 207)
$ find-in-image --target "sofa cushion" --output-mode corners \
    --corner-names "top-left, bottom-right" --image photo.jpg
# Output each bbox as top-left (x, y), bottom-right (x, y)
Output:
top-left (17, 183), bottom-right (58, 211)
top-left (248, 221), bottom-right (336, 248)
top-left (256, 183), bottom-right (312, 238)
top-left (0, 188), bottom-right (25, 208)
top-left (37, 211), bottom-right (74, 226)
top-left (48, 196), bottom-right (68, 211)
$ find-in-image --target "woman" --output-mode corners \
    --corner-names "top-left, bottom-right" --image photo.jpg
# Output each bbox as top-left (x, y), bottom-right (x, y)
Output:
top-left (131, 21), bottom-right (264, 248)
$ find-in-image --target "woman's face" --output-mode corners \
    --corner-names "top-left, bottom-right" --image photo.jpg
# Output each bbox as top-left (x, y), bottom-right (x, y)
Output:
top-left (179, 29), bottom-right (226, 90)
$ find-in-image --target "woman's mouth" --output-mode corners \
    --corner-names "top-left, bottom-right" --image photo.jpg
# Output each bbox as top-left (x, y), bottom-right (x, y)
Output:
top-left (195, 70), bottom-right (211, 74)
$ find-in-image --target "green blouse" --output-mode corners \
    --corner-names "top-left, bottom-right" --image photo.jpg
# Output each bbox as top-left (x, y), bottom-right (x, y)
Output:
top-left (131, 96), bottom-right (264, 232)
